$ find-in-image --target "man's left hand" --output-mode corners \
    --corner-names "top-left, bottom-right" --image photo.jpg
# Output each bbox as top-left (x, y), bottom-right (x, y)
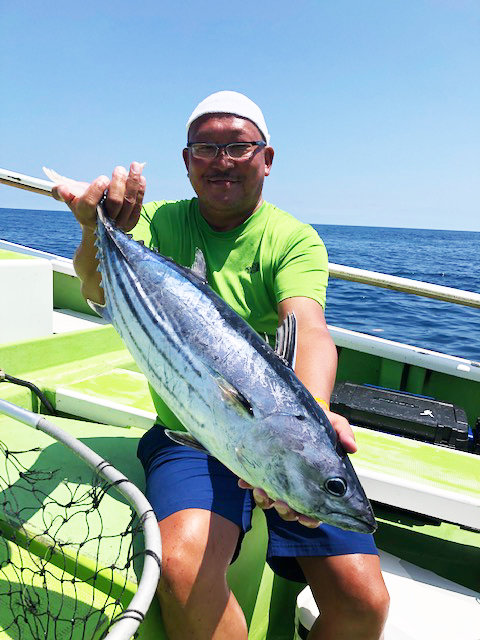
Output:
top-left (238, 410), bottom-right (356, 527)
top-left (326, 408), bottom-right (357, 454)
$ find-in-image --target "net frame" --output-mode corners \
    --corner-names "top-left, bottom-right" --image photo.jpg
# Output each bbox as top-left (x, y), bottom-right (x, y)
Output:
top-left (0, 398), bottom-right (162, 640)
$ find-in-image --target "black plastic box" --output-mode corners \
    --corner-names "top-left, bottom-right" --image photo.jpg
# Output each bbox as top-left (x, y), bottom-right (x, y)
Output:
top-left (330, 382), bottom-right (471, 451)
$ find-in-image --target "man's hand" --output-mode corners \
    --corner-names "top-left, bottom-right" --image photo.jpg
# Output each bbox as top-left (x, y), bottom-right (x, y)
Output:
top-left (52, 161), bottom-right (146, 232)
top-left (237, 479), bottom-right (321, 528)
top-left (326, 408), bottom-right (357, 453)
top-left (237, 409), bottom-right (356, 528)
top-left (237, 479), bottom-right (322, 528)
top-left (50, 161), bottom-right (146, 305)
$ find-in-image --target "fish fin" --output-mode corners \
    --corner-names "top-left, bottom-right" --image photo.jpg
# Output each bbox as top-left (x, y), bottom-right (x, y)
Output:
top-left (96, 201), bottom-right (108, 225)
top-left (164, 429), bottom-right (209, 452)
top-left (87, 299), bottom-right (111, 323)
top-left (189, 248), bottom-right (208, 282)
top-left (275, 312), bottom-right (297, 369)
top-left (213, 374), bottom-right (254, 417)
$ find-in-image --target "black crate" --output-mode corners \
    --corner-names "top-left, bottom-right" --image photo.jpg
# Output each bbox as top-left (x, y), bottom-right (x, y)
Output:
top-left (330, 382), bottom-right (471, 451)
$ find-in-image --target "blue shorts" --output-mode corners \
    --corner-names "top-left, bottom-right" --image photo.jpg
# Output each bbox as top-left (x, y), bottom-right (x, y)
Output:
top-left (137, 425), bottom-right (378, 583)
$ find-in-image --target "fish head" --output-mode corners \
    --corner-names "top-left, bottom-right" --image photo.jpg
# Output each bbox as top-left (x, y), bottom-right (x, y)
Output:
top-left (260, 411), bottom-right (377, 533)
top-left (301, 439), bottom-right (377, 534)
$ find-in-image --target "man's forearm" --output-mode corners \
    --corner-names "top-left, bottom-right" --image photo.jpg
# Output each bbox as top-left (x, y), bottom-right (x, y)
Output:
top-left (73, 226), bottom-right (104, 305)
top-left (294, 326), bottom-right (338, 407)
top-left (277, 297), bottom-right (338, 408)
top-left (281, 300), bottom-right (356, 452)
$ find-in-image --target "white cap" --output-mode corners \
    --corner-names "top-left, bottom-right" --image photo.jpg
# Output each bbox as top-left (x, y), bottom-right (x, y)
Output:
top-left (186, 91), bottom-right (270, 144)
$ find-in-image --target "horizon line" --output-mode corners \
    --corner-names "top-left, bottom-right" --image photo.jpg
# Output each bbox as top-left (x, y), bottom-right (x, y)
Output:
top-left (0, 205), bottom-right (478, 235)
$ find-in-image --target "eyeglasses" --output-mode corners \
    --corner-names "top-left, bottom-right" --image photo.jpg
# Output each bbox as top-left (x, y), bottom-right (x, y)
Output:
top-left (186, 141), bottom-right (266, 160)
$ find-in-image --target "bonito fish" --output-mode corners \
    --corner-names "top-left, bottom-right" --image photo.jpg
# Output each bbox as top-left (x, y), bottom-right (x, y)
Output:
top-left (92, 204), bottom-right (376, 533)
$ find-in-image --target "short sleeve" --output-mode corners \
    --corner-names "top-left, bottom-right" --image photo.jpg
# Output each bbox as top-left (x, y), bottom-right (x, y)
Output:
top-left (273, 225), bottom-right (329, 309)
top-left (132, 201), bottom-right (167, 249)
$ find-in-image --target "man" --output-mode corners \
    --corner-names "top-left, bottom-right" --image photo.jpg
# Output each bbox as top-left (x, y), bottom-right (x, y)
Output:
top-left (53, 91), bottom-right (389, 639)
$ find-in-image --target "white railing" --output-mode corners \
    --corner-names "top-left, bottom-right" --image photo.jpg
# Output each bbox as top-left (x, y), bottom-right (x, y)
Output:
top-left (329, 263), bottom-right (480, 309)
top-left (0, 239), bottom-right (76, 276)
top-left (2, 244), bottom-right (478, 310)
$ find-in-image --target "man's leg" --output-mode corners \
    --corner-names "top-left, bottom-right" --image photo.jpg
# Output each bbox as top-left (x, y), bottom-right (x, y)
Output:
top-left (137, 426), bottom-right (254, 638)
top-left (156, 508), bottom-right (248, 640)
top-left (297, 554), bottom-right (389, 640)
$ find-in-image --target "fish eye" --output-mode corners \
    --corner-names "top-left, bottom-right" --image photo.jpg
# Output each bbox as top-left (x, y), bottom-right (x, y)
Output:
top-left (295, 415), bottom-right (306, 421)
top-left (324, 477), bottom-right (347, 497)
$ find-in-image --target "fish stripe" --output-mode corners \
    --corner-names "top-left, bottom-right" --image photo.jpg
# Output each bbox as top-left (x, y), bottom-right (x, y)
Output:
top-left (101, 243), bottom-right (211, 430)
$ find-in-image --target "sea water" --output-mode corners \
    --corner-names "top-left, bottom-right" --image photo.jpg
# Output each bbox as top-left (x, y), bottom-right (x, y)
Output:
top-left (1, 208), bottom-right (479, 361)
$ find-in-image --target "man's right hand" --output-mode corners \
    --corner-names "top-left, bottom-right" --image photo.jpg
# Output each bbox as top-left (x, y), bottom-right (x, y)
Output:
top-left (51, 162), bottom-right (146, 305)
top-left (52, 161), bottom-right (146, 232)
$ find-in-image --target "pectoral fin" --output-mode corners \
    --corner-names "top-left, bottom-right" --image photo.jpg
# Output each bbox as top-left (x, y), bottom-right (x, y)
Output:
top-left (213, 374), bottom-right (254, 417)
top-left (164, 429), bottom-right (210, 453)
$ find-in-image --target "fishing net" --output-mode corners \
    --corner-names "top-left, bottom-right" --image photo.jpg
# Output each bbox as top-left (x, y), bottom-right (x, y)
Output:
top-left (0, 407), bottom-right (161, 640)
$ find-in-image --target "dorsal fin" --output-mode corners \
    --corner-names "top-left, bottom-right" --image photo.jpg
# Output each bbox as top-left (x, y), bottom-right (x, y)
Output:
top-left (190, 248), bottom-right (207, 282)
top-left (275, 312), bottom-right (297, 369)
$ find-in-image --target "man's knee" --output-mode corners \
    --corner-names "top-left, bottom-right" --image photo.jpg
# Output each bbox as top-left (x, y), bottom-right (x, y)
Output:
top-left (347, 581), bottom-right (390, 630)
top-left (157, 510), bottom-right (239, 606)
top-left (329, 564), bottom-right (389, 624)
top-left (156, 529), bottom-right (247, 640)
top-left (159, 543), bottom-right (203, 605)
top-left (159, 530), bottom-right (227, 606)
top-left (299, 553), bottom-right (390, 637)
top-left (313, 581), bottom-right (389, 639)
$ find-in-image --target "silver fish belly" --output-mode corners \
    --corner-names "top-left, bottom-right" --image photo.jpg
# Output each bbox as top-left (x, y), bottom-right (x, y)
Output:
top-left (91, 205), bottom-right (376, 534)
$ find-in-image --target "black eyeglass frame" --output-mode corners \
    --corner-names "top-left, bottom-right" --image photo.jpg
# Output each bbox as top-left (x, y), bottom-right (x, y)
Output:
top-left (186, 141), bottom-right (267, 159)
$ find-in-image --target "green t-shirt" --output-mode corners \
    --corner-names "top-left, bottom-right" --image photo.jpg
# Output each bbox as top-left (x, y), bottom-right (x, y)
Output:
top-left (133, 198), bottom-right (328, 430)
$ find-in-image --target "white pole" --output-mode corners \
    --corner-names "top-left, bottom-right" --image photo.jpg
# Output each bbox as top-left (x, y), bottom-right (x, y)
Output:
top-left (329, 263), bottom-right (480, 309)
top-left (0, 167), bottom-right (54, 196)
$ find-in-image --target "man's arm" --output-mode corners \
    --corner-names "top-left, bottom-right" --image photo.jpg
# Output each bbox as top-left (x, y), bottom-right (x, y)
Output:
top-left (278, 296), bottom-right (357, 453)
top-left (52, 163), bottom-right (146, 304)
top-left (280, 296), bottom-right (336, 407)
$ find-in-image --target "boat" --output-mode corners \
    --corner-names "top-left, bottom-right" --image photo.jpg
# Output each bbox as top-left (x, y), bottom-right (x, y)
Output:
top-left (0, 168), bottom-right (479, 639)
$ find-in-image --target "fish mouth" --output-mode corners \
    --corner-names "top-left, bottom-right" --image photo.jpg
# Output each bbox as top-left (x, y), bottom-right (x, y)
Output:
top-left (328, 511), bottom-right (377, 534)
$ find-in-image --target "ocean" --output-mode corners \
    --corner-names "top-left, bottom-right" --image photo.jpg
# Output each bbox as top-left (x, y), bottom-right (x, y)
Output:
top-left (1, 207), bottom-right (479, 361)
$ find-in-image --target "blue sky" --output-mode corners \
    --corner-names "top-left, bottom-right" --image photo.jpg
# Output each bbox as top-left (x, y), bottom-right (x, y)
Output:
top-left (1, 0), bottom-right (479, 230)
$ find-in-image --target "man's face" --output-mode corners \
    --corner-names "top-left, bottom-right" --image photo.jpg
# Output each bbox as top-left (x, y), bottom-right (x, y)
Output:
top-left (183, 114), bottom-right (274, 216)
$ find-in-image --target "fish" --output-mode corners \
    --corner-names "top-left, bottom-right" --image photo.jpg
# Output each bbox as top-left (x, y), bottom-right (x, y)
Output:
top-left (90, 203), bottom-right (377, 533)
